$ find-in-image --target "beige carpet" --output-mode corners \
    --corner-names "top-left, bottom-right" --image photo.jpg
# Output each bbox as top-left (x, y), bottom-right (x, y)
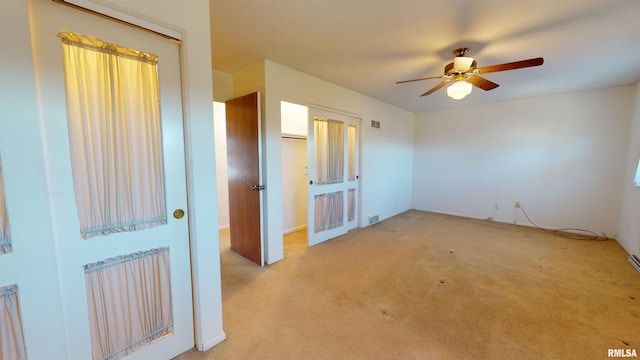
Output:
top-left (174, 210), bottom-right (639, 360)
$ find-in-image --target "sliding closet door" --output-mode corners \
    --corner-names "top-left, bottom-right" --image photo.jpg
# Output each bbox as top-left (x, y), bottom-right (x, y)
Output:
top-left (307, 108), bottom-right (360, 246)
top-left (30, 1), bottom-right (193, 359)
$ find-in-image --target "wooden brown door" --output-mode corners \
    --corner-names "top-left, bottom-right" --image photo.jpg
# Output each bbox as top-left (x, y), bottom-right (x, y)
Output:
top-left (225, 92), bottom-right (263, 266)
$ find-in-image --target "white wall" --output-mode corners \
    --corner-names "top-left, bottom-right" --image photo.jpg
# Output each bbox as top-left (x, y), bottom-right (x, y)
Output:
top-left (212, 72), bottom-right (233, 230)
top-left (281, 101), bottom-right (309, 137)
top-left (214, 102), bottom-right (230, 229)
top-left (413, 86), bottom-right (634, 237)
top-left (281, 137), bottom-right (308, 233)
top-left (618, 82), bottom-right (640, 255)
top-left (213, 69), bottom-right (234, 102)
top-left (281, 101), bottom-right (308, 233)
top-left (0, 2), bottom-right (68, 358)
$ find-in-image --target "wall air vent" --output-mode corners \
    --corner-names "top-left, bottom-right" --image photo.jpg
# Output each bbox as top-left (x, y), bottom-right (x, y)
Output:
top-left (629, 255), bottom-right (640, 274)
top-left (369, 215), bottom-right (379, 225)
top-left (371, 120), bottom-right (381, 129)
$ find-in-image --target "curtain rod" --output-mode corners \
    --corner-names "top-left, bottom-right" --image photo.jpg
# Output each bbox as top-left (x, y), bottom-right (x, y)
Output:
top-left (281, 134), bottom-right (307, 140)
top-left (53, 0), bottom-right (181, 43)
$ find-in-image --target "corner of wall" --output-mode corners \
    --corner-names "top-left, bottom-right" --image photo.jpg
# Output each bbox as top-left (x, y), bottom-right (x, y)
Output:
top-left (616, 81), bottom-right (640, 256)
top-left (233, 60), bottom-right (266, 97)
top-left (212, 69), bottom-right (234, 102)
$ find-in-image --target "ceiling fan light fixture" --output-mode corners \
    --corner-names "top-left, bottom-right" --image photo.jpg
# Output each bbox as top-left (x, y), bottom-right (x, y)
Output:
top-left (453, 56), bottom-right (474, 72)
top-left (396, 47), bottom-right (543, 99)
top-left (447, 80), bottom-right (472, 100)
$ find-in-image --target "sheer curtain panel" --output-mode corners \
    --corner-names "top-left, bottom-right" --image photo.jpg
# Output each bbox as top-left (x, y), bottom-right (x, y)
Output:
top-left (59, 31), bottom-right (167, 239)
top-left (314, 191), bottom-right (344, 233)
top-left (0, 160), bottom-right (10, 254)
top-left (348, 189), bottom-right (356, 222)
top-left (84, 247), bottom-right (172, 360)
top-left (0, 284), bottom-right (26, 360)
top-left (314, 118), bottom-right (344, 185)
top-left (347, 124), bottom-right (357, 224)
top-left (348, 124), bottom-right (356, 181)
top-left (313, 117), bottom-right (346, 233)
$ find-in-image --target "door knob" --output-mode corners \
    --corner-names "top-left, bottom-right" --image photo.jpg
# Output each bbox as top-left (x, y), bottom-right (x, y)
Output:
top-left (173, 209), bottom-right (185, 219)
top-left (251, 185), bottom-right (265, 191)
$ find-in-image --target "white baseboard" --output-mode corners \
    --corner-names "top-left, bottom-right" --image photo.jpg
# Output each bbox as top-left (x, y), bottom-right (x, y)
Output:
top-left (614, 238), bottom-right (633, 255)
top-left (283, 224), bottom-right (306, 235)
top-left (266, 254), bottom-right (284, 265)
top-left (629, 255), bottom-right (640, 274)
top-left (197, 331), bottom-right (227, 352)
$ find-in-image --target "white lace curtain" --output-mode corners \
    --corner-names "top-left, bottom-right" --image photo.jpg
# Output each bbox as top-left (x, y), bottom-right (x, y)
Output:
top-left (59, 31), bottom-right (167, 239)
top-left (348, 124), bottom-right (356, 181)
top-left (314, 118), bottom-right (344, 185)
top-left (0, 284), bottom-right (26, 360)
top-left (0, 160), bottom-right (10, 254)
top-left (313, 117), bottom-right (346, 233)
top-left (314, 191), bottom-right (344, 233)
top-left (348, 188), bottom-right (355, 222)
top-left (346, 124), bottom-right (357, 224)
top-left (84, 247), bottom-right (172, 360)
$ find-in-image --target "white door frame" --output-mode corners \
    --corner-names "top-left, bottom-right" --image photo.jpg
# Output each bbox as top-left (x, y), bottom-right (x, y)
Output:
top-left (306, 106), bottom-right (361, 246)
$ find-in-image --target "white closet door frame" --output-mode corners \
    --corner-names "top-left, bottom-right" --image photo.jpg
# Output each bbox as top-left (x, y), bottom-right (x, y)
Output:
top-left (307, 107), bottom-right (360, 246)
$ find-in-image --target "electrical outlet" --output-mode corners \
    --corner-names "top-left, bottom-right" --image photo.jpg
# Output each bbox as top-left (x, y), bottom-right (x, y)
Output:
top-left (514, 201), bottom-right (521, 208)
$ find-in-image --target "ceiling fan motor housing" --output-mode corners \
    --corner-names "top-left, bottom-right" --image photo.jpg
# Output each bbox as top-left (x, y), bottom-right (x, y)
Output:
top-left (453, 48), bottom-right (469, 57)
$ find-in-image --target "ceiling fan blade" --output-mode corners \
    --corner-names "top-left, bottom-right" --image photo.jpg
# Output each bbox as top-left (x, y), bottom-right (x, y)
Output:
top-left (476, 57), bottom-right (544, 74)
top-left (466, 76), bottom-right (500, 91)
top-left (420, 79), bottom-right (452, 97)
top-left (396, 74), bottom-right (446, 84)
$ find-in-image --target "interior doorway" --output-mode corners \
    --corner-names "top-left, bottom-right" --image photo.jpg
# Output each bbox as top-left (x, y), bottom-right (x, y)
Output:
top-left (213, 102), bottom-right (230, 233)
top-left (281, 101), bottom-right (310, 253)
top-left (280, 101), bottom-right (361, 249)
top-left (213, 100), bottom-right (360, 259)
top-left (213, 100), bottom-right (309, 259)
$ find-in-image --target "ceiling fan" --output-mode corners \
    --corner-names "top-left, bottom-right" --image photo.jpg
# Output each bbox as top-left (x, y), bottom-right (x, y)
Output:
top-left (396, 48), bottom-right (544, 100)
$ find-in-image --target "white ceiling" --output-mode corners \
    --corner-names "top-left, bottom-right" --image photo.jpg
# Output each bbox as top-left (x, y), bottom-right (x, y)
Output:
top-left (210, 0), bottom-right (640, 112)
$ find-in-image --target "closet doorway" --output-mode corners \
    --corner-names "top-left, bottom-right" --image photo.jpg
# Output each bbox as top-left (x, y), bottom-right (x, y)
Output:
top-left (281, 101), bottom-right (361, 249)
top-left (281, 101), bottom-right (309, 252)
